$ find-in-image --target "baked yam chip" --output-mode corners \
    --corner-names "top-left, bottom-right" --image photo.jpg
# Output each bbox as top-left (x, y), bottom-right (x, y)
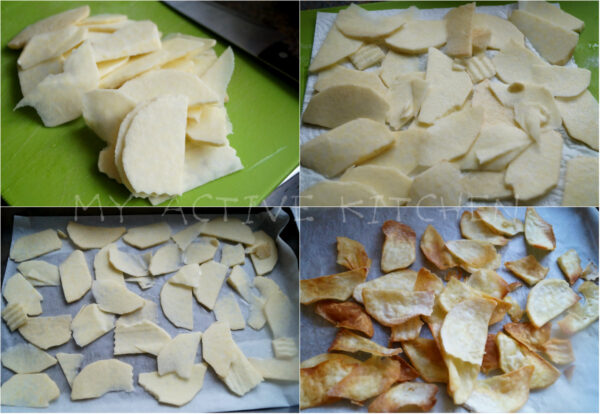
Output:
top-left (336, 236), bottom-right (371, 272)
top-left (526, 279), bottom-right (579, 328)
top-left (368, 381), bottom-right (438, 413)
top-left (445, 240), bottom-right (500, 272)
top-left (460, 211), bottom-right (508, 246)
top-left (475, 207), bottom-right (523, 237)
top-left (524, 207), bottom-right (556, 251)
top-left (301, 268), bottom-right (367, 304)
top-left (466, 269), bottom-right (509, 299)
top-left (505, 255), bottom-right (548, 286)
top-left (414, 268), bottom-right (445, 295)
top-left (390, 317), bottom-right (423, 342)
top-left (300, 354), bottom-right (360, 409)
top-left (581, 262), bottom-right (598, 281)
top-left (363, 288), bottom-right (435, 327)
top-left (402, 337), bottom-right (448, 383)
top-left (504, 296), bottom-right (525, 322)
top-left (329, 329), bottom-right (403, 357)
top-left (542, 338), bottom-right (575, 365)
top-left (445, 354), bottom-right (479, 405)
top-left (420, 225), bottom-right (457, 270)
top-left (557, 249), bottom-right (583, 285)
top-left (558, 281), bottom-right (599, 335)
top-left (481, 333), bottom-right (500, 374)
top-left (315, 300), bottom-right (374, 337)
top-left (381, 221), bottom-right (416, 273)
top-left (503, 322), bottom-right (551, 352)
top-left (353, 270), bottom-right (418, 304)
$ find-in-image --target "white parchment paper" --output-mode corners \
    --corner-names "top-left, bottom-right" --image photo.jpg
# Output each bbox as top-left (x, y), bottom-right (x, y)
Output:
top-left (300, 4), bottom-right (599, 206)
top-left (1, 211), bottom-right (299, 413)
top-left (300, 207), bottom-right (599, 412)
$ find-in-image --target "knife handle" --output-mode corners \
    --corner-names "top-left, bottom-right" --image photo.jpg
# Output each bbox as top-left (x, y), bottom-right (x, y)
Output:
top-left (258, 41), bottom-right (299, 83)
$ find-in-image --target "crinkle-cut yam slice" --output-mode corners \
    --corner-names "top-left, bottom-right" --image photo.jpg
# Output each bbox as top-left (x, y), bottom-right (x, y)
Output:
top-left (492, 40), bottom-right (546, 84)
top-left (445, 354), bottom-right (479, 405)
top-left (505, 296), bottom-right (524, 322)
top-left (524, 207), bottom-right (556, 251)
top-left (369, 381), bottom-right (438, 413)
top-left (385, 20), bottom-right (447, 54)
top-left (350, 44), bottom-right (385, 70)
top-left (557, 249), bottom-right (582, 285)
top-left (481, 333), bottom-right (499, 374)
top-left (505, 255), bottom-right (548, 286)
top-left (475, 207), bottom-right (523, 237)
top-left (390, 317), bottom-right (423, 342)
top-left (503, 322), bottom-right (552, 352)
top-left (2, 303), bottom-right (28, 331)
top-left (300, 268), bottom-right (367, 304)
top-left (558, 281), bottom-right (599, 335)
top-left (138, 363), bottom-right (207, 407)
top-left (272, 337), bottom-right (298, 360)
top-left (407, 161), bottom-right (464, 207)
top-left (3, 273), bottom-right (43, 316)
top-left (381, 221), bottom-right (416, 272)
top-left (353, 270), bottom-right (418, 303)
top-left (71, 359), bottom-right (133, 400)
top-left (444, 2), bottom-right (475, 58)
top-left (18, 315), bottom-right (72, 350)
top-left (308, 24), bottom-right (363, 73)
top-left (527, 279), bottom-right (579, 328)
top-left (92, 280), bottom-right (144, 315)
top-left (464, 365), bottom-right (534, 413)
top-left (301, 180), bottom-right (382, 207)
top-left (327, 356), bottom-right (404, 403)
top-left (0, 373), bottom-right (60, 408)
top-left (302, 85), bottom-right (389, 129)
top-left (472, 13), bottom-right (524, 50)
top-left (466, 269), bottom-right (509, 299)
top-left (446, 240), bottom-right (499, 271)
top-left (1, 343), bottom-right (57, 374)
top-left (520, 0), bottom-right (583, 31)
top-left (315, 300), bottom-right (374, 337)
top-left (67, 221), bottom-right (125, 250)
top-left (531, 64), bottom-right (590, 98)
top-left (461, 172), bottom-right (513, 202)
top-left (556, 90), bottom-right (599, 151)
top-left (460, 211), bottom-right (508, 246)
top-left (336, 236), bottom-right (371, 272)
top-left (329, 329), bottom-right (402, 357)
top-left (401, 337), bottom-right (448, 383)
top-left (496, 332), bottom-right (560, 389)
top-left (509, 10), bottom-right (577, 65)
top-left (562, 156), bottom-right (599, 207)
top-left (418, 48), bottom-right (472, 124)
top-left (315, 65), bottom-right (387, 96)
top-left (418, 105), bottom-right (483, 167)
top-left (9, 229), bottom-right (61, 262)
top-left (363, 288), bottom-right (434, 327)
top-left (420, 225), bottom-right (457, 270)
top-left (336, 4), bottom-right (414, 39)
top-left (462, 54), bottom-right (496, 83)
top-left (340, 166), bottom-right (413, 207)
top-left (300, 354), bottom-right (361, 409)
top-left (542, 338), bottom-right (574, 365)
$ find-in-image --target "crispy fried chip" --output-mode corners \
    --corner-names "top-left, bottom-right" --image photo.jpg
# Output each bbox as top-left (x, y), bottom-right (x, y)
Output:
top-left (496, 332), bottom-right (560, 389)
top-left (504, 296), bottom-right (524, 322)
top-left (301, 268), bottom-right (367, 304)
top-left (336, 236), bottom-right (371, 272)
top-left (423, 301), bottom-right (446, 345)
top-left (475, 207), bottom-right (523, 236)
top-left (328, 356), bottom-right (404, 403)
top-left (445, 268), bottom-right (463, 281)
top-left (301, 353), bottom-right (339, 369)
top-left (420, 225), bottom-right (457, 270)
top-left (368, 382), bottom-right (438, 413)
top-left (390, 317), bottom-right (423, 342)
top-left (446, 240), bottom-right (500, 272)
top-left (481, 333), bottom-right (500, 374)
top-left (526, 279), bottom-right (579, 327)
top-left (402, 338), bottom-right (448, 383)
top-left (381, 221), bottom-right (416, 272)
top-left (464, 365), bottom-right (534, 413)
top-left (557, 249), bottom-right (583, 285)
top-left (329, 329), bottom-right (402, 357)
top-left (441, 298), bottom-right (496, 365)
top-left (300, 354), bottom-right (361, 409)
top-left (558, 281), bottom-right (599, 335)
top-left (581, 262), bottom-right (598, 281)
top-left (363, 288), bottom-right (434, 326)
top-left (353, 270), bottom-right (417, 304)
top-left (315, 300), bottom-right (374, 337)
top-left (460, 211), bottom-right (508, 246)
top-left (507, 281), bottom-right (524, 292)
top-left (524, 207), bottom-right (556, 251)
top-left (439, 278), bottom-right (509, 325)
top-left (414, 268), bottom-right (444, 294)
top-left (466, 269), bottom-right (509, 299)
top-left (505, 255), bottom-right (549, 286)
top-left (542, 339), bottom-right (574, 365)
top-left (503, 322), bottom-right (551, 352)
top-left (445, 354), bottom-right (479, 405)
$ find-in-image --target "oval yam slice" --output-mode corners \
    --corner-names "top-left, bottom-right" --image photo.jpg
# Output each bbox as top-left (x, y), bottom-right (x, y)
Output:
top-left (71, 359), bottom-right (133, 400)
top-left (67, 221), bottom-right (125, 250)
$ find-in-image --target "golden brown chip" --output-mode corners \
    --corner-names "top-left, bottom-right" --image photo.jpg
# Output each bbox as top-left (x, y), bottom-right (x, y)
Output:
top-left (504, 296), bottom-right (524, 322)
top-left (460, 211), bottom-right (508, 246)
top-left (466, 269), bottom-right (509, 299)
top-left (414, 268), bottom-right (444, 294)
top-left (315, 300), bottom-right (374, 337)
top-left (581, 262), bottom-right (598, 281)
top-left (445, 268), bottom-right (464, 281)
top-left (524, 207), bottom-right (556, 251)
top-left (542, 338), bottom-right (575, 365)
top-left (392, 355), bottom-right (420, 382)
top-left (481, 333), bottom-right (500, 374)
top-left (402, 337), bottom-right (448, 383)
top-left (300, 353), bottom-right (337, 369)
top-left (363, 288), bottom-right (435, 327)
top-left (390, 316), bottom-right (423, 342)
top-left (368, 381), bottom-right (438, 413)
top-left (420, 225), bottom-right (457, 270)
top-left (503, 322), bottom-right (552, 352)
top-left (475, 207), bottom-right (524, 237)
top-left (381, 221), bottom-right (416, 272)
top-left (505, 255), bottom-right (549, 286)
top-left (446, 239), bottom-right (500, 272)
top-left (329, 329), bottom-right (403, 357)
top-left (336, 236), bottom-right (371, 272)
top-left (300, 353), bottom-right (360, 409)
top-left (558, 281), bottom-right (599, 335)
top-left (507, 281), bottom-right (523, 292)
top-left (353, 270), bottom-right (417, 304)
top-left (557, 249), bottom-right (583, 285)
top-left (422, 301), bottom-right (446, 346)
top-left (301, 268), bottom-right (367, 304)
top-left (526, 279), bottom-right (579, 328)
top-left (445, 354), bottom-right (479, 405)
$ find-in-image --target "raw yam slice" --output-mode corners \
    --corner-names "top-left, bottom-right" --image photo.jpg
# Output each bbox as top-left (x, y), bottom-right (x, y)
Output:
top-left (379, 51), bottom-right (420, 87)
top-left (385, 20), bottom-right (447, 54)
top-left (9, 229), bottom-right (61, 262)
top-left (308, 25), bottom-right (362, 72)
top-left (1, 343), bottom-right (57, 374)
top-left (123, 222), bottom-right (171, 249)
top-left (531, 65), bottom-right (590, 98)
top-left (407, 162), bottom-right (463, 206)
top-left (185, 238), bottom-right (219, 264)
top-left (59, 250), bottom-right (92, 303)
top-left (157, 332), bottom-right (202, 379)
top-left (556, 90), bottom-right (599, 150)
top-left (201, 47), bottom-right (234, 103)
top-left (114, 320), bottom-right (171, 355)
top-left (335, 4), bottom-right (414, 39)
top-left (349, 44), bottom-right (385, 70)
top-left (149, 244), bottom-right (181, 276)
top-left (365, 128), bottom-right (425, 175)
top-left (71, 303), bottom-right (115, 347)
top-left (82, 89), bottom-right (136, 144)
top-left (202, 321), bottom-right (238, 377)
top-left (19, 315), bottom-right (72, 349)
top-left (249, 358), bottom-right (299, 381)
top-left (340, 165), bottom-right (412, 206)
top-left (562, 156), bottom-right (599, 206)
top-left (18, 56), bottom-right (64, 96)
top-left (201, 217), bottom-right (255, 245)
top-left (138, 364), bottom-right (207, 407)
top-left (172, 221), bottom-right (205, 250)
top-left (56, 353), bottom-right (83, 387)
top-left (492, 40), bottom-right (546, 85)
top-left (17, 25), bottom-right (87, 70)
top-left (315, 65), bottom-right (387, 96)
top-left (444, 2), bottom-right (475, 58)
top-left (91, 280), bottom-right (144, 315)
top-left (301, 180), bottom-right (381, 207)
top-left (249, 231), bottom-right (278, 275)
top-left (472, 13), bottom-right (524, 50)
top-left (2, 303), bottom-right (28, 331)
top-left (186, 105), bottom-right (229, 145)
top-left (67, 221), bottom-right (125, 249)
top-left (91, 20), bottom-right (160, 62)
top-left (193, 261), bottom-right (229, 310)
top-left (0, 373), bottom-right (60, 408)
top-left (461, 172), bottom-right (513, 201)
top-left (3, 273), bottom-right (43, 315)
top-left (221, 243), bottom-right (245, 268)
top-left (71, 359), bottom-right (134, 400)
top-left (520, 0), bottom-right (584, 32)
top-left (161, 280), bottom-right (194, 330)
top-left (214, 293), bottom-right (246, 330)
top-left (108, 245), bottom-right (148, 277)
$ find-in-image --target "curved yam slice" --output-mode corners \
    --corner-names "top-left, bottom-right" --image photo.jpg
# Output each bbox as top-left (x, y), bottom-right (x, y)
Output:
top-left (520, 1), bottom-right (583, 31)
top-left (82, 89), bottom-right (135, 144)
top-left (185, 238), bottom-right (219, 264)
top-left (201, 217), bottom-right (254, 245)
top-left (9, 229), bottom-right (61, 262)
top-left (385, 20), bottom-right (447, 54)
top-left (301, 268), bottom-right (367, 304)
top-left (353, 270), bottom-right (417, 303)
top-left (444, 2), bottom-right (475, 58)
top-left (505, 255), bottom-right (548, 286)
top-left (215, 293), bottom-right (246, 330)
top-left (472, 13), bottom-right (524, 50)
top-left (351, 44), bottom-right (386, 70)
top-left (557, 249), bottom-right (582, 285)
top-left (19, 315), bottom-right (72, 349)
top-left (3, 273), bottom-right (43, 315)
top-left (139, 364), bottom-right (207, 407)
top-left (18, 56), bottom-right (64, 96)
top-left (363, 288), bottom-right (434, 327)
top-left (556, 90), bottom-right (599, 150)
top-left (381, 221), bottom-right (416, 272)
top-left (462, 174), bottom-right (511, 202)
top-left (379, 51), bottom-right (420, 87)
top-left (315, 300), bottom-right (374, 337)
top-left (202, 321), bottom-right (237, 377)
top-left (123, 222), bottom-right (171, 249)
top-left (558, 281), bottom-right (599, 335)
top-left (542, 339), bottom-right (574, 365)
top-left (0, 373), bottom-right (60, 408)
top-left (336, 236), bottom-right (371, 272)
top-left (369, 381), bottom-right (438, 413)
top-left (201, 47), bottom-right (234, 103)
top-left (509, 10), bottom-right (577, 65)
top-left (526, 279), bottom-right (579, 327)
top-left (531, 65), bottom-right (590, 98)
top-left (17, 25), bottom-right (87, 69)
top-left (222, 348), bottom-right (264, 396)
top-left (186, 105), bottom-right (229, 145)
top-left (308, 25), bottom-right (362, 72)
top-left (249, 358), bottom-right (299, 381)
top-left (301, 180), bottom-right (382, 207)
top-left (408, 162), bottom-right (463, 207)
top-left (524, 207), bottom-right (555, 251)
top-left (114, 320), bottom-right (170, 355)
top-left (460, 211), bottom-right (508, 246)
top-left (471, 80), bottom-right (513, 125)
top-left (161, 281), bottom-right (193, 330)
top-left (401, 338), bottom-right (448, 383)
top-left (492, 40), bottom-right (546, 84)
top-left (71, 359), bottom-right (133, 400)
top-left (445, 354), bottom-right (479, 404)
top-left (466, 269), bottom-right (509, 299)
top-left (302, 85), bottom-right (389, 128)
top-left (446, 240), bottom-right (499, 271)
top-left (503, 322), bottom-right (552, 353)
top-left (340, 166), bottom-right (412, 207)
top-left (108, 245), bottom-right (148, 277)
top-left (71, 303), bottom-right (115, 347)
top-left (475, 207), bottom-right (523, 237)
top-left (149, 244), bottom-right (181, 276)
top-left (170, 263), bottom-right (202, 288)
top-left (193, 261), bottom-right (228, 310)
top-left (464, 366), bottom-right (533, 413)
top-left (92, 280), bottom-right (144, 315)
top-left (272, 337), bottom-right (298, 360)
top-left (329, 329), bottom-right (401, 357)
top-left (472, 124), bottom-right (531, 167)
top-left (91, 20), bottom-right (160, 62)
top-left (56, 353), bottom-right (83, 387)
top-left (562, 156), bottom-right (599, 206)
top-left (18, 260), bottom-right (60, 286)
top-left (1, 343), bottom-right (57, 374)
top-left (59, 250), bottom-right (92, 303)
top-left (420, 225), bottom-right (457, 270)
top-left (249, 230), bottom-right (278, 275)
top-left (67, 221), bottom-right (125, 249)
top-left (157, 332), bottom-right (202, 379)
top-left (315, 65), bottom-right (387, 96)
top-left (336, 4), bottom-right (413, 39)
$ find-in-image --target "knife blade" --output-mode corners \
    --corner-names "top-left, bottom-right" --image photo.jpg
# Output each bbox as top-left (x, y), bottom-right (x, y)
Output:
top-left (164, 1), bottom-right (298, 82)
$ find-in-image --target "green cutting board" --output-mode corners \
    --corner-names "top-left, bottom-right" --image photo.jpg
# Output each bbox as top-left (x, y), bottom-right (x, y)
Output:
top-left (301, 1), bottom-right (599, 102)
top-left (2, 1), bottom-right (299, 207)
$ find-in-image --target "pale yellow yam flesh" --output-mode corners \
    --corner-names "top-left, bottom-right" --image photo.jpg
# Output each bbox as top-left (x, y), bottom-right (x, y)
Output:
top-left (461, 172), bottom-right (513, 200)
top-left (123, 222), bottom-right (171, 249)
top-left (249, 230), bottom-right (278, 276)
top-left (18, 315), bottom-right (72, 350)
top-left (472, 13), bottom-right (524, 50)
top-left (18, 57), bottom-right (64, 96)
top-left (385, 20), bottom-right (447, 54)
top-left (71, 359), bottom-right (133, 400)
top-left (17, 25), bottom-right (87, 70)
top-left (302, 85), bottom-right (389, 128)
top-left (1, 343), bottom-right (57, 374)
top-left (531, 65), bottom-right (590, 98)
top-left (509, 9), bottom-right (578, 65)
top-left (56, 353), bottom-right (83, 387)
top-left (149, 244), bottom-right (181, 276)
top-left (3, 273), bottom-right (43, 315)
top-left (0, 373), bottom-right (60, 408)
top-left (340, 165), bottom-right (413, 207)
top-left (186, 105), bottom-right (229, 145)
top-left (444, 2), bottom-right (475, 58)
top-left (471, 80), bottom-right (514, 126)
top-left (379, 51), bottom-right (420, 87)
top-left (301, 180), bottom-right (382, 207)
top-left (82, 89), bottom-right (135, 144)
top-left (308, 24), bottom-right (362, 72)
top-left (201, 217), bottom-right (254, 245)
top-left (193, 261), bottom-right (228, 310)
top-left (59, 250), bottom-right (92, 303)
top-left (470, 123), bottom-right (531, 168)
top-left (67, 221), bottom-right (125, 249)
top-left (520, 1), bottom-right (584, 32)
top-left (91, 279), bottom-right (144, 315)
top-left (386, 73), bottom-right (426, 130)
top-left (201, 46), bottom-right (234, 102)
top-left (335, 4), bottom-right (414, 39)
top-left (364, 128), bottom-right (425, 175)
top-left (161, 280), bottom-right (193, 330)
top-left (562, 156), bottom-right (599, 206)
top-left (97, 56), bottom-right (129, 77)
top-left (301, 118), bottom-right (394, 178)
top-left (71, 303), bottom-right (115, 347)
top-left (492, 40), bottom-right (547, 85)
top-left (157, 332), bottom-right (202, 378)
top-left (315, 65), bottom-right (387, 96)
top-left (179, 142), bottom-right (243, 193)
top-left (138, 364), bottom-right (207, 407)
top-left (350, 44), bottom-right (385, 70)
top-left (408, 161), bottom-right (464, 206)
top-left (79, 13), bottom-right (127, 25)
top-left (91, 20), bottom-right (160, 62)
top-left (113, 320), bottom-right (170, 355)
top-left (556, 90), bottom-right (599, 150)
